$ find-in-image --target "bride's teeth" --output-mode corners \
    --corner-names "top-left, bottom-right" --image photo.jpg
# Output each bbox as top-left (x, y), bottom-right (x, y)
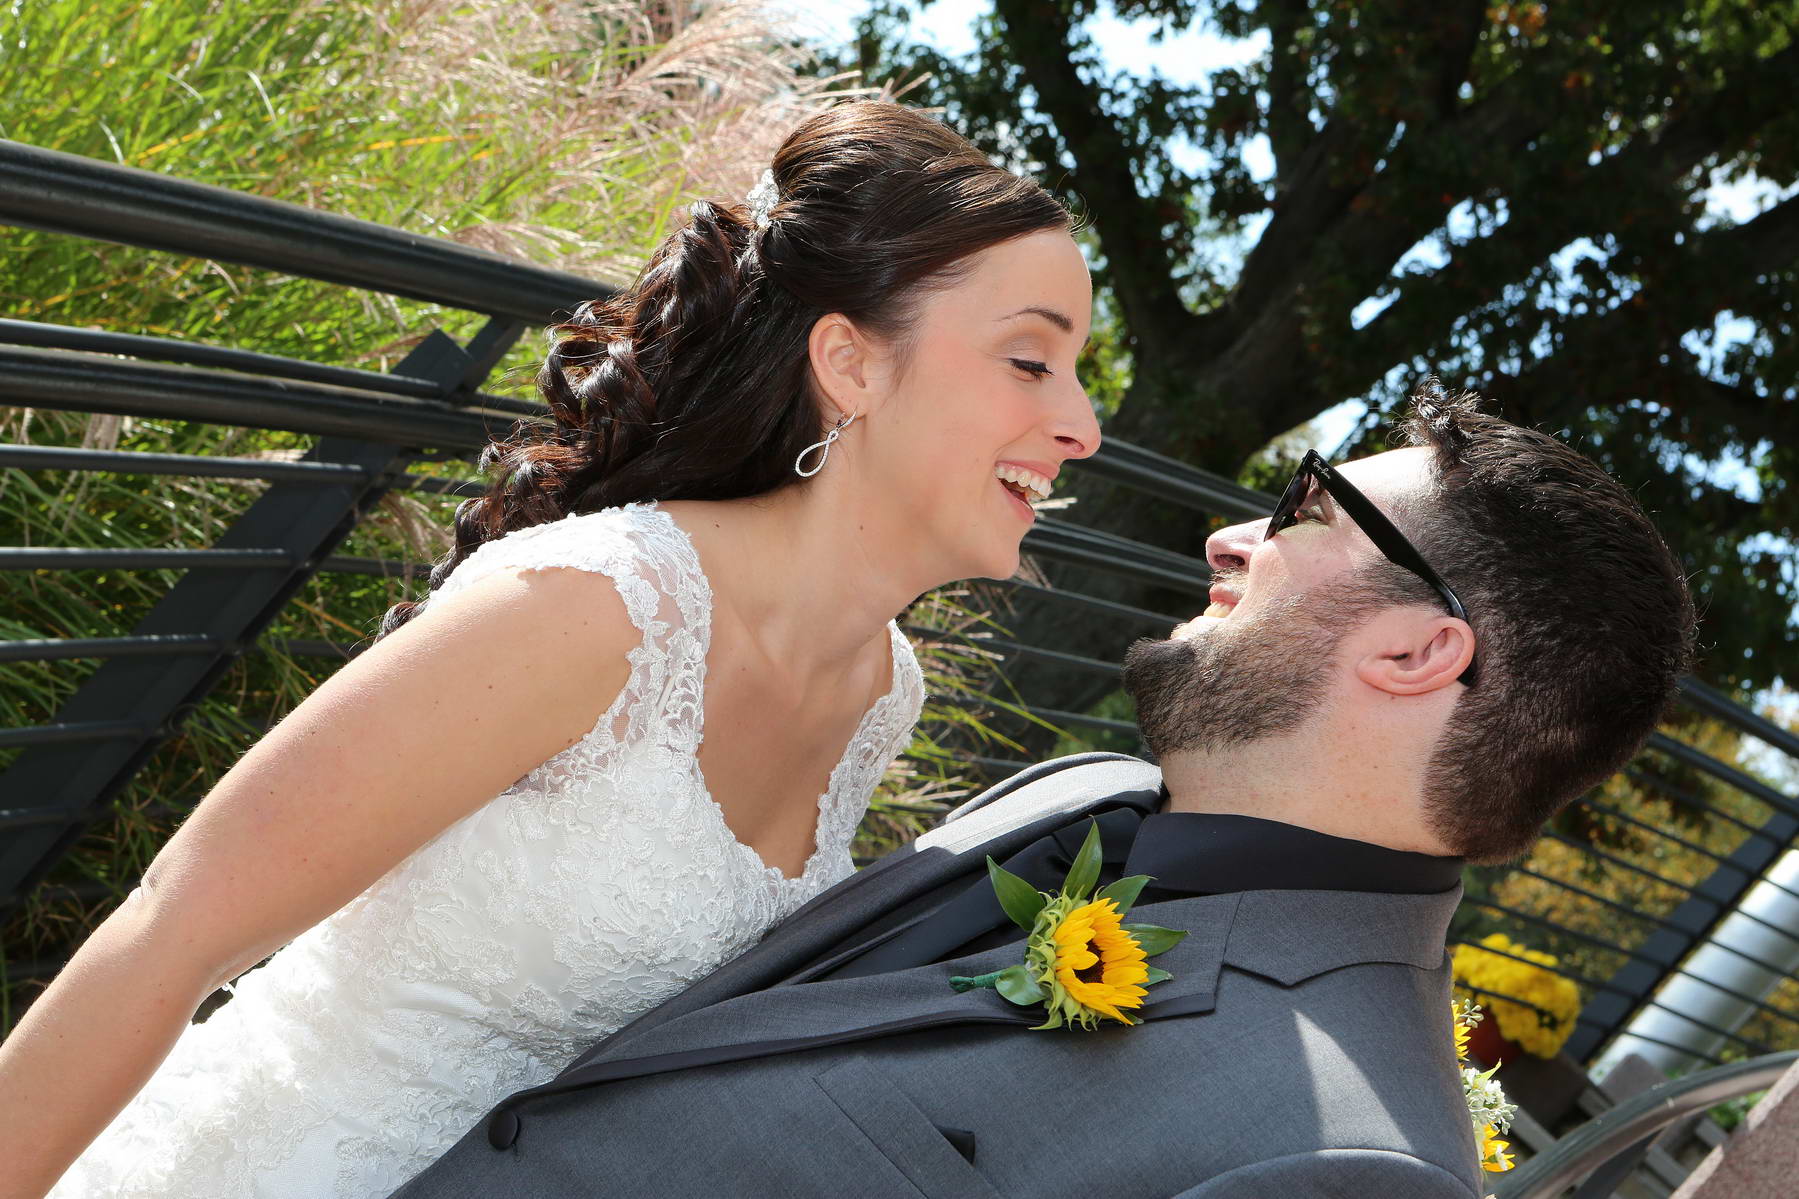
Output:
top-left (994, 464), bottom-right (1052, 504)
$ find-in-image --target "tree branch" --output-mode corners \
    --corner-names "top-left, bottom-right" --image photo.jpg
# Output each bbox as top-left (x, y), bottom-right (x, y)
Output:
top-left (1503, 193), bottom-right (1799, 431)
top-left (988, 0), bottom-right (1194, 354)
top-left (1227, 1), bottom-right (1492, 338)
top-left (1347, 40), bottom-right (1799, 402)
top-left (1263, 0), bottom-right (1314, 185)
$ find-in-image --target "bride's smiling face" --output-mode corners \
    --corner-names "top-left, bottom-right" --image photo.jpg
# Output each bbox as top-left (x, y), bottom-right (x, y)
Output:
top-left (828, 228), bottom-right (1099, 582)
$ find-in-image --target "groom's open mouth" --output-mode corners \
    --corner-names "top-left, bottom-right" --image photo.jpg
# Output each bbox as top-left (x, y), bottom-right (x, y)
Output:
top-left (1200, 585), bottom-right (1240, 620)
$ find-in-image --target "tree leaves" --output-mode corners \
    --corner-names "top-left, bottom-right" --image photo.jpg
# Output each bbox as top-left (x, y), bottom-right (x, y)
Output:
top-left (833, 0), bottom-right (1799, 700)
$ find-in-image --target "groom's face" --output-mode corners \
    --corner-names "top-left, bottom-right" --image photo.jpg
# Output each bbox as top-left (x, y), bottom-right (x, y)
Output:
top-left (1122, 450), bottom-right (1432, 755)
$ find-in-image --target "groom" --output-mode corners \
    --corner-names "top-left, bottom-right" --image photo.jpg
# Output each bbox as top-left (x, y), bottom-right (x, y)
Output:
top-left (393, 386), bottom-right (1694, 1197)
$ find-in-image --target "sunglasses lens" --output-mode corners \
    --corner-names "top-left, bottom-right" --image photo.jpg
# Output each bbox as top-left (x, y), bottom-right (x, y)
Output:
top-left (1268, 466), bottom-right (1310, 534)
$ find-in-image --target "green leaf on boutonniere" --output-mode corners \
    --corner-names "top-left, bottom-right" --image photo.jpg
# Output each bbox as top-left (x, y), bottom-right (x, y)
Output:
top-left (1095, 874), bottom-right (1152, 913)
top-left (986, 856), bottom-right (1047, 932)
top-left (1062, 819), bottom-right (1105, 900)
top-left (1145, 966), bottom-right (1173, 985)
top-left (994, 965), bottom-right (1046, 1006)
top-left (1123, 923), bottom-right (1188, 956)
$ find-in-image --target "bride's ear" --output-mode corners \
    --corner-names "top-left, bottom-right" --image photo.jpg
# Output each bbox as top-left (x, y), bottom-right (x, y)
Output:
top-left (807, 313), bottom-right (891, 418)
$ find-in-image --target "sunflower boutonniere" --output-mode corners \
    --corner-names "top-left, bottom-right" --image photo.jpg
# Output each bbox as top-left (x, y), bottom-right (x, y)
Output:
top-left (949, 819), bottom-right (1187, 1030)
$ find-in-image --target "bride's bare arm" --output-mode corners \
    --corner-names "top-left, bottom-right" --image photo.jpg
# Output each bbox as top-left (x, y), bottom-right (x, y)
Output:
top-left (0, 566), bottom-right (634, 1198)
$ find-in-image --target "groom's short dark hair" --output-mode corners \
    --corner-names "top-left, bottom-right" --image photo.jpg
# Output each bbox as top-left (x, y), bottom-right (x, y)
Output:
top-left (1381, 382), bottom-right (1695, 863)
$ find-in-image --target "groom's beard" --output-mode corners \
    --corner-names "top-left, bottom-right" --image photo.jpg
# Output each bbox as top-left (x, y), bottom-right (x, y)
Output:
top-left (1122, 573), bottom-right (1391, 758)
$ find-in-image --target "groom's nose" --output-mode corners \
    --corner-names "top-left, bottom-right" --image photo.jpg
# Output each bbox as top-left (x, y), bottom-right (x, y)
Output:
top-left (1205, 518), bottom-right (1266, 574)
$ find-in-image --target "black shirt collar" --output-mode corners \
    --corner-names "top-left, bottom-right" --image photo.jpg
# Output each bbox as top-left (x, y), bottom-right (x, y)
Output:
top-left (1124, 799), bottom-right (1464, 901)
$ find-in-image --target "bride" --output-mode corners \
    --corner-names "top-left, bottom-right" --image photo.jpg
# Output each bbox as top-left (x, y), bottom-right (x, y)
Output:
top-left (1, 100), bottom-right (1098, 1198)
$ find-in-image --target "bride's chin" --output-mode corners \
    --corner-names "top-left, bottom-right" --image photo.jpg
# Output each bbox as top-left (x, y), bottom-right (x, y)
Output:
top-left (971, 540), bottom-right (1024, 584)
top-left (919, 535), bottom-right (1016, 589)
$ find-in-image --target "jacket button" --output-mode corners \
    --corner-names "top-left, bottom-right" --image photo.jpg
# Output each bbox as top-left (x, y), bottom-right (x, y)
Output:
top-left (488, 1110), bottom-right (520, 1150)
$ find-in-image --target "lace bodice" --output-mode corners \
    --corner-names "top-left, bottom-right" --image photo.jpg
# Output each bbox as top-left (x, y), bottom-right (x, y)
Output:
top-left (49, 502), bottom-right (925, 1199)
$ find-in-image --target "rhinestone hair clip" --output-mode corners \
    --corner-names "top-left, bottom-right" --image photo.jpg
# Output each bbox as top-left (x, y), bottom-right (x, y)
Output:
top-left (744, 169), bottom-right (779, 230)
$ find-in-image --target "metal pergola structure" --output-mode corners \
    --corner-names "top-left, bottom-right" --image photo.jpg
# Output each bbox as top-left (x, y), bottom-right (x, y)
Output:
top-left (4, 138), bottom-right (1798, 1087)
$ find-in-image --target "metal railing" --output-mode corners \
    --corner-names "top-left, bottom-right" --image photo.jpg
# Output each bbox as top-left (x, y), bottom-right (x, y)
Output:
top-left (1492, 1051), bottom-right (1799, 1199)
top-left (4, 137), bottom-right (1799, 1102)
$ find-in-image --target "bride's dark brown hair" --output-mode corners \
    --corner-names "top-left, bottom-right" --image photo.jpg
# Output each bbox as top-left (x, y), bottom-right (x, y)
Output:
top-left (378, 100), bottom-right (1070, 637)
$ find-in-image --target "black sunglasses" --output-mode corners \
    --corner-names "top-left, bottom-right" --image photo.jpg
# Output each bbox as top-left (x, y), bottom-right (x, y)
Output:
top-left (1267, 449), bottom-right (1477, 687)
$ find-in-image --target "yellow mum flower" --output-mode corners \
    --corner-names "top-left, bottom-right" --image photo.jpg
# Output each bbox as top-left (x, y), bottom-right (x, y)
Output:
top-left (1049, 898), bottom-right (1150, 1024)
top-left (1452, 933), bottom-right (1581, 1058)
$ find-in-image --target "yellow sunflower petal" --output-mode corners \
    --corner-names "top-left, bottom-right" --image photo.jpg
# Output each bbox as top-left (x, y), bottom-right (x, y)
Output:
top-left (1104, 963), bottom-right (1150, 986)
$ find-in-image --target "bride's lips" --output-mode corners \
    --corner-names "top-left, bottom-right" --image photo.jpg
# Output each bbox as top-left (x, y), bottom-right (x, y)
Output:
top-left (994, 460), bottom-right (1057, 522)
top-left (1000, 483), bottom-right (1037, 521)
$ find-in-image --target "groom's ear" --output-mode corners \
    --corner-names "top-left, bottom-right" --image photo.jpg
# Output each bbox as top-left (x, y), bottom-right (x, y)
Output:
top-left (1352, 609), bottom-right (1475, 697)
top-left (807, 312), bottom-right (893, 416)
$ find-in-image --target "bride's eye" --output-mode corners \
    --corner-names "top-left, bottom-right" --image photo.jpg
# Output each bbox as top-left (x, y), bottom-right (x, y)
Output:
top-left (1009, 358), bottom-right (1052, 379)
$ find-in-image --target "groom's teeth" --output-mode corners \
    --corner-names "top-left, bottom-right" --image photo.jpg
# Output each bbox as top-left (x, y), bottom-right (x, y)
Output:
top-left (994, 464), bottom-right (1053, 504)
top-left (1203, 602), bottom-right (1233, 618)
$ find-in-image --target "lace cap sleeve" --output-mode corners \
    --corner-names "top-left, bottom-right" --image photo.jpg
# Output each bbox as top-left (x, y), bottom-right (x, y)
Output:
top-left (885, 624), bottom-right (927, 763)
top-left (419, 503), bottom-right (694, 639)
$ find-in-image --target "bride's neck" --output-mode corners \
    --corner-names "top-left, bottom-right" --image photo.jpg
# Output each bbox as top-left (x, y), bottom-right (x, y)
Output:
top-left (668, 479), bottom-right (923, 676)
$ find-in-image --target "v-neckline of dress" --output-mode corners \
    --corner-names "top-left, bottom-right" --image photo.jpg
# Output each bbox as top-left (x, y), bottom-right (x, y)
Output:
top-left (644, 502), bottom-right (906, 886)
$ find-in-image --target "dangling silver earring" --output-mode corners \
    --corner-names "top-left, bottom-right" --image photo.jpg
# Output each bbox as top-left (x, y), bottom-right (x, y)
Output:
top-left (794, 411), bottom-right (857, 478)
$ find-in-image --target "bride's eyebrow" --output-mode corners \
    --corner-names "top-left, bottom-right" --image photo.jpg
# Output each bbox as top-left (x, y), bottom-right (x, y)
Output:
top-left (996, 305), bottom-right (1074, 333)
top-left (996, 305), bottom-right (1089, 350)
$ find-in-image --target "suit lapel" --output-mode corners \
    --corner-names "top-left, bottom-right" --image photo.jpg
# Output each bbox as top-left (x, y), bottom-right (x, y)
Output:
top-left (572, 755), bottom-right (1162, 1066)
top-left (497, 892), bottom-right (1241, 1120)
top-left (794, 795), bottom-right (1161, 985)
top-left (515, 882), bottom-right (1465, 1119)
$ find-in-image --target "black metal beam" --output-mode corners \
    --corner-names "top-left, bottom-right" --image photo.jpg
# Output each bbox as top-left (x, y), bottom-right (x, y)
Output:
top-left (1678, 676), bottom-right (1799, 764)
top-left (1075, 439), bottom-right (1274, 520)
top-left (1567, 794), bottom-right (1799, 1062)
top-left (0, 344), bottom-right (515, 450)
top-left (0, 139), bottom-right (610, 325)
top-left (997, 578), bottom-right (1184, 629)
top-left (1023, 518), bottom-right (1211, 595)
top-left (0, 442), bottom-right (368, 482)
top-left (0, 318), bottom-right (538, 415)
top-left (0, 330), bottom-right (492, 913)
top-left (0, 634), bottom-right (221, 664)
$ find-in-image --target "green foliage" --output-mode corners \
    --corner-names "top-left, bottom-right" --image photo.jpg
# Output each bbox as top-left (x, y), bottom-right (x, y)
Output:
top-left (836, 0), bottom-right (1799, 697)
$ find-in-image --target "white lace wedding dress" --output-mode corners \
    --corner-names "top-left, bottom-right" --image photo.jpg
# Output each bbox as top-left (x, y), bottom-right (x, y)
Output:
top-left (49, 502), bottom-right (924, 1199)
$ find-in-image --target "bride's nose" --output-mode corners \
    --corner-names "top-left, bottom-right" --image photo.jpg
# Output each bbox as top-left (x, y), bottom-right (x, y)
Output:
top-left (1048, 385), bottom-right (1101, 460)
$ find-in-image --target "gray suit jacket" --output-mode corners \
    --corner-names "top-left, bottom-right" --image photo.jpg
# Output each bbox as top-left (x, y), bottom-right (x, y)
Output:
top-left (390, 754), bottom-right (1483, 1198)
